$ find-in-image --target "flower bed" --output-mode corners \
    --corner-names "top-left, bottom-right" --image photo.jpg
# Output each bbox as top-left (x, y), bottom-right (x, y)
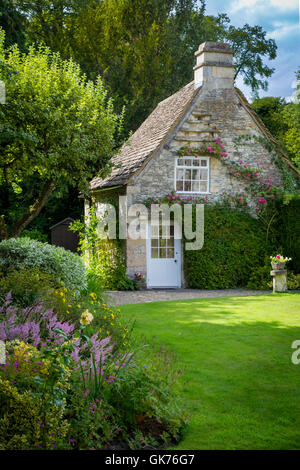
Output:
top-left (0, 273), bottom-right (185, 449)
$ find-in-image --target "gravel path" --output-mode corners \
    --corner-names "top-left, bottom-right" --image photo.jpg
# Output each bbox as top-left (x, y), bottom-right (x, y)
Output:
top-left (105, 288), bottom-right (272, 306)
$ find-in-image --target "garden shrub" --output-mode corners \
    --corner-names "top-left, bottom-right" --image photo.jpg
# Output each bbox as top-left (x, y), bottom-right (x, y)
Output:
top-left (0, 268), bottom-right (59, 307)
top-left (0, 299), bottom-right (184, 449)
top-left (184, 207), bottom-right (273, 289)
top-left (47, 286), bottom-right (133, 348)
top-left (0, 378), bottom-right (70, 450)
top-left (0, 237), bottom-right (87, 294)
top-left (247, 259), bottom-right (272, 290)
top-left (92, 239), bottom-right (136, 290)
top-left (20, 229), bottom-right (48, 243)
top-left (274, 198), bottom-right (300, 274)
top-left (70, 208), bottom-right (137, 291)
top-left (287, 272), bottom-right (300, 290)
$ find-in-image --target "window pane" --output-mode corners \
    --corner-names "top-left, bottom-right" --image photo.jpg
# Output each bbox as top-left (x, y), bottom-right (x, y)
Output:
top-left (192, 169), bottom-right (200, 180)
top-left (200, 169), bottom-right (208, 180)
top-left (160, 248), bottom-right (167, 258)
top-left (167, 237), bottom-right (174, 247)
top-left (177, 158), bottom-right (184, 166)
top-left (151, 238), bottom-right (158, 247)
top-left (176, 181), bottom-right (183, 191)
top-left (193, 159), bottom-right (200, 166)
top-left (160, 238), bottom-right (166, 247)
top-left (185, 169), bottom-right (191, 179)
top-left (176, 169), bottom-right (184, 180)
top-left (192, 181), bottom-right (200, 192)
top-left (201, 160), bottom-right (207, 167)
top-left (184, 159), bottom-right (192, 166)
top-left (184, 181), bottom-right (191, 191)
top-left (200, 181), bottom-right (208, 192)
top-left (167, 248), bottom-right (174, 258)
top-left (151, 225), bottom-right (159, 238)
top-left (151, 248), bottom-right (159, 258)
top-left (170, 225), bottom-right (174, 236)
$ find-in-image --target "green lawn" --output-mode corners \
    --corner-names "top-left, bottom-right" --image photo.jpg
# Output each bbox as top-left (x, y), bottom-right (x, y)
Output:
top-left (120, 293), bottom-right (300, 450)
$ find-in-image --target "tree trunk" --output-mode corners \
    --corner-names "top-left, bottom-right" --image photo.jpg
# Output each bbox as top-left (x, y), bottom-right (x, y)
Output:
top-left (9, 180), bottom-right (56, 238)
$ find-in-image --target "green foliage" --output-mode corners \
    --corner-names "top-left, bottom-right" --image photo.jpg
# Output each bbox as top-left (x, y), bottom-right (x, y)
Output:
top-left (273, 198), bottom-right (300, 274)
top-left (0, 237), bottom-right (87, 294)
top-left (0, 0), bottom-right (27, 49)
top-left (287, 272), bottom-right (300, 290)
top-left (14, 1), bottom-right (278, 134)
top-left (0, 30), bottom-right (123, 237)
top-left (247, 260), bottom-right (272, 290)
top-left (0, 268), bottom-right (59, 307)
top-left (184, 207), bottom-right (272, 289)
top-left (71, 207), bottom-right (136, 291)
top-left (0, 376), bottom-right (69, 450)
top-left (20, 228), bottom-right (48, 243)
top-left (251, 91), bottom-right (300, 171)
top-left (225, 23), bottom-right (277, 94)
top-left (251, 96), bottom-right (287, 137)
top-left (93, 239), bottom-right (136, 291)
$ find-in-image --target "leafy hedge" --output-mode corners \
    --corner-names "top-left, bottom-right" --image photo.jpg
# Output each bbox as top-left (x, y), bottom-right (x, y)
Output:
top-left (0, 237), bottom-right (87, 294)
top-left (184, 207), bottom-right (273, 289)
top-left (274, 198), bottom-right (300, 274)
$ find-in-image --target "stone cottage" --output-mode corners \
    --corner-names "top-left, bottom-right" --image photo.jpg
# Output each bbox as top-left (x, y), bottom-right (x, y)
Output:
top-left (89, 42), bottom-right (297, 289)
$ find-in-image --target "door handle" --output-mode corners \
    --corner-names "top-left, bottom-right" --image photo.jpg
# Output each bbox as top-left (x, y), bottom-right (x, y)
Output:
top-left (174, 259), bottom-right (177, 263)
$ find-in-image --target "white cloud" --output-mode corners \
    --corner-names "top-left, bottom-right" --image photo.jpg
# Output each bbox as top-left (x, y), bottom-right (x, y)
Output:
top-left (266, 22), bottom-right (300, 40)
top-left (230, 0), bottom-right (298, 13)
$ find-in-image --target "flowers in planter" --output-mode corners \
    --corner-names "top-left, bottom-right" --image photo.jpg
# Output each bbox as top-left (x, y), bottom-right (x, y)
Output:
top-left (270, 255), bottom-right (292, 263)
top-left (134, 272), bottom-right (145, 281)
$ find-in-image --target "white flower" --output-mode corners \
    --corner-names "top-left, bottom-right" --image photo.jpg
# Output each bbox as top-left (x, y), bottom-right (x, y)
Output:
top-left (80, 309), bottom-right (94, 326)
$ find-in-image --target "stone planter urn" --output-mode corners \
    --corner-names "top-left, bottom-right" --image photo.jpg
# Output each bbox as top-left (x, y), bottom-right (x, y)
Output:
top-left (271, 261), bottom-right (286, 271)
top-left (270, 260), bottom-right (288, 293)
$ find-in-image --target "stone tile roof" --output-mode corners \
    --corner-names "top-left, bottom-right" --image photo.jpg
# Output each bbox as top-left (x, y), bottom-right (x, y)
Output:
top-left (90, 82), bottom-right (299, 190)
top-left (90, 81), bottom-right (200, 190)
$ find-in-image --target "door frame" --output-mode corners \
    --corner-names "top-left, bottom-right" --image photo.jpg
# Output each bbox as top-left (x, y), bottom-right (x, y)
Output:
top-left (146, 223), bottom-right (182, 289)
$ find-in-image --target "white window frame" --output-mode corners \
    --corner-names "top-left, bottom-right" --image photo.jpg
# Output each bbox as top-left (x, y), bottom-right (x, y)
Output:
top-left (174, 156), bottom-right (210, 194)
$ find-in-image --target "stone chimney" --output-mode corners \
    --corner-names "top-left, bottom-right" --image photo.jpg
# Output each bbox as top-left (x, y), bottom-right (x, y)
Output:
top-left (193, 42), bottom-right (234, 90)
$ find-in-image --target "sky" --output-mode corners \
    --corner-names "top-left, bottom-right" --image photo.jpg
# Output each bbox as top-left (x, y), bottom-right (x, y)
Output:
top-left (204, 0), bottom-right (300, 101)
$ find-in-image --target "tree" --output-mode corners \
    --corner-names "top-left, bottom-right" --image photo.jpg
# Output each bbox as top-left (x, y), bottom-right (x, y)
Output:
top-left (251, 96), bottom-right (287, 138)
top-left (252, 71), bottom-right (300, 171)
top-left (0, 0), bottom-right (27, 49)
top-left (225, 23), bottom-right (277, 96)
top-left (10, 1), bottom-right (277, 133)
top-left (0, 29), bottom-right (123, 239)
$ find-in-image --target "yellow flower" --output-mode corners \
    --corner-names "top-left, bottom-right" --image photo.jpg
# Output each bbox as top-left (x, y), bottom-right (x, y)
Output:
top-left (80, 310), bottom-right (94, 326)
top-left (77, 304), bottom-right (81, 308)
top-left (60, 292), bottom-right (64, 297)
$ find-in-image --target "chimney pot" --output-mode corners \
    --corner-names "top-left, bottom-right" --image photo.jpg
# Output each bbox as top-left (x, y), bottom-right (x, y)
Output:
top-left (193, 42), bottom-right (234, 90)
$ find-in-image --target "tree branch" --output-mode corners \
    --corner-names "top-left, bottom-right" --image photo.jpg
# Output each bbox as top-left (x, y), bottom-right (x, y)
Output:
top-left (9, 180), bottom-right (56, 238)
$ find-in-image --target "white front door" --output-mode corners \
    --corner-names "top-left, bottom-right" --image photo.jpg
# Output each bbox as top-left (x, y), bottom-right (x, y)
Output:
top-left (147, 222), bottom-right (181, 288)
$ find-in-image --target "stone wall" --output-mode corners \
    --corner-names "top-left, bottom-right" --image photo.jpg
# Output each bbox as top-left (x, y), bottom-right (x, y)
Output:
top-left (127, 86), bottom-right (282, 205)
